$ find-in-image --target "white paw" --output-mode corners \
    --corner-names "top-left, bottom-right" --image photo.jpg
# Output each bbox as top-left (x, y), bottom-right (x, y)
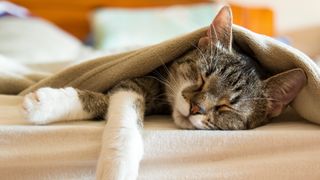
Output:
top-left (22, 87), bottom-right (81, 125)
top-left (96, 128), bottom-right (143, 180)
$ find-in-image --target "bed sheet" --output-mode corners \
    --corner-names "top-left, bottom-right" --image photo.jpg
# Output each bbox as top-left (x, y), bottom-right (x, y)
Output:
top-left (1, 95), bottom-right (320, 180)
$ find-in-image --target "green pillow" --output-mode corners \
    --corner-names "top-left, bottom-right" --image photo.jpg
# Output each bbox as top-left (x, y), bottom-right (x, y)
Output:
top-left (91, 3), bottom-right (221, 51)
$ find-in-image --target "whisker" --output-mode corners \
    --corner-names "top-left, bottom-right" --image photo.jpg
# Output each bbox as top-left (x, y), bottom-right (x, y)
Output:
top-left (241, 97), bottom-right (281, 102)
top-left (190, 43), bottom-right (206, 60)
top-left (145, 75), bottom-right (175, 93)
top-left (149, 75), bottom-right (180, 99)
top-left (189, 42), bottom-right (211, 71)
top-left (153, 65), bottom-right (181, 97)
top-left (153, 51), bottom-right (180, 86)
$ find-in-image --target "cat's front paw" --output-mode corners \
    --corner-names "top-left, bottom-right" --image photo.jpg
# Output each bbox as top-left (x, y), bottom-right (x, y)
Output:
top-left (22, 87), bottom-right (79, 125)
top-left (96, 128), bottom-right (143, 180)
top-left (96, 158), bottom-right (139, 180)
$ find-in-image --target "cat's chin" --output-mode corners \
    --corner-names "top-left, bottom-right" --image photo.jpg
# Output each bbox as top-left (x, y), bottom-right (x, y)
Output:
top-left (172, 109), bottom-right (195, 130)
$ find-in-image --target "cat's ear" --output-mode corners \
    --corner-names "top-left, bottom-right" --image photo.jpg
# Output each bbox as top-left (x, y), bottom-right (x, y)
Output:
top-left (198, 24), bottom-right (218, 49)
top-left (198, 6), bottom-right (233, 50)
top-left (263, 68), bottom-right (307, 117)
top-left (212, 6), bottom-right (233, 50)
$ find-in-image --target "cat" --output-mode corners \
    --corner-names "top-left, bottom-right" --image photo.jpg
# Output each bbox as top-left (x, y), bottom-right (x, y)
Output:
top-left (22, 6), bottom-right (306, 180)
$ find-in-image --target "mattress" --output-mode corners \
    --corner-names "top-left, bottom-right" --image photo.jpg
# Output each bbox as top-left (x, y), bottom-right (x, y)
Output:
top-left (1, 95), bottom-right (320, 180)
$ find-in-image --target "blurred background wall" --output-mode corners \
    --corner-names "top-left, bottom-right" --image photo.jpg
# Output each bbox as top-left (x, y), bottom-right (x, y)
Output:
top-left (228, 0), bottom-right (320, 33)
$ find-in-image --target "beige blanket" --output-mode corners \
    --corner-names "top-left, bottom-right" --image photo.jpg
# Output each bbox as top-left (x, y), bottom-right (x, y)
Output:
top-left (1, 95), bottom-right (320, 180)
top-left (2, 25), bottom-right (319, 124)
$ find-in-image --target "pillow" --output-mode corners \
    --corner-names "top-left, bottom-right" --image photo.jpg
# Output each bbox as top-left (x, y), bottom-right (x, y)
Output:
top-left (0, 17), bottom-right (84, 64)
top-left (91, 3), bottom-right (222, 52)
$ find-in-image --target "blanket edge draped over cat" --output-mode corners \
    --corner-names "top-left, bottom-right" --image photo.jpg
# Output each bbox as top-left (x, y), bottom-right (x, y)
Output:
top-left (10, 25), bottom-right (320, 124)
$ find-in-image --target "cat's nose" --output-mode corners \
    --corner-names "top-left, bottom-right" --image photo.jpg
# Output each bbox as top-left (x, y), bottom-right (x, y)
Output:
top-left (190, 103), bottom-right (205, 115)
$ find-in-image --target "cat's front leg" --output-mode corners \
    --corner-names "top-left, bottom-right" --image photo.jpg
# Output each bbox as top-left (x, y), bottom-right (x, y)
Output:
top-left (22, 87), bottom-right (90, 124)
top-left (22, 87), bottom-right (108, 124)
top-left (96, 90), bottom-right (144, 180)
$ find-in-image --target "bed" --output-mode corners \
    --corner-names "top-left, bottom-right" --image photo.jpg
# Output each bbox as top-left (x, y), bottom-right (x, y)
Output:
top-left (1, 0), bottom-right (320, 179)
top-left (1, 96), bottom-right (320, 179)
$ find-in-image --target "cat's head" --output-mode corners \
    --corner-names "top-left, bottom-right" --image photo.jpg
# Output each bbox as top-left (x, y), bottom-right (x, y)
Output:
top-left (169, 6), bottom-right (306, 130)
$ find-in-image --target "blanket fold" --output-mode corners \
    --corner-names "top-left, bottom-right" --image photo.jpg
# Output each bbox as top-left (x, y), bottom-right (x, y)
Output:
top-left (20, 28), bottom-right (206, 94)
top-left (3, 25), bottom-right (320, 124)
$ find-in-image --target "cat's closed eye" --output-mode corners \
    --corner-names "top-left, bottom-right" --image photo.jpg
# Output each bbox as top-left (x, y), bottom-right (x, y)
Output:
top-left (215, 104), bottom-right (231, 112)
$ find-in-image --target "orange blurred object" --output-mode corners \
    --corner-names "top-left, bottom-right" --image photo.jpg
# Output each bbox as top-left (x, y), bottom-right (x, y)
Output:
top-left (231, 4), bottom-right (274, 36)
top-left (10, 0), bottom-right (274, 39)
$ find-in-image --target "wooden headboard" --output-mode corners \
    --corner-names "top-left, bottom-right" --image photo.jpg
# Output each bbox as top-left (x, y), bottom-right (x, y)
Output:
top-left (10, 0), bottom-right (274, 40)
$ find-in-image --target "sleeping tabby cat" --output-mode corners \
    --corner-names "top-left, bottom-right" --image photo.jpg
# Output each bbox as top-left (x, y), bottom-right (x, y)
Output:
top-left (22, 6), bottom-right (306, 180)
